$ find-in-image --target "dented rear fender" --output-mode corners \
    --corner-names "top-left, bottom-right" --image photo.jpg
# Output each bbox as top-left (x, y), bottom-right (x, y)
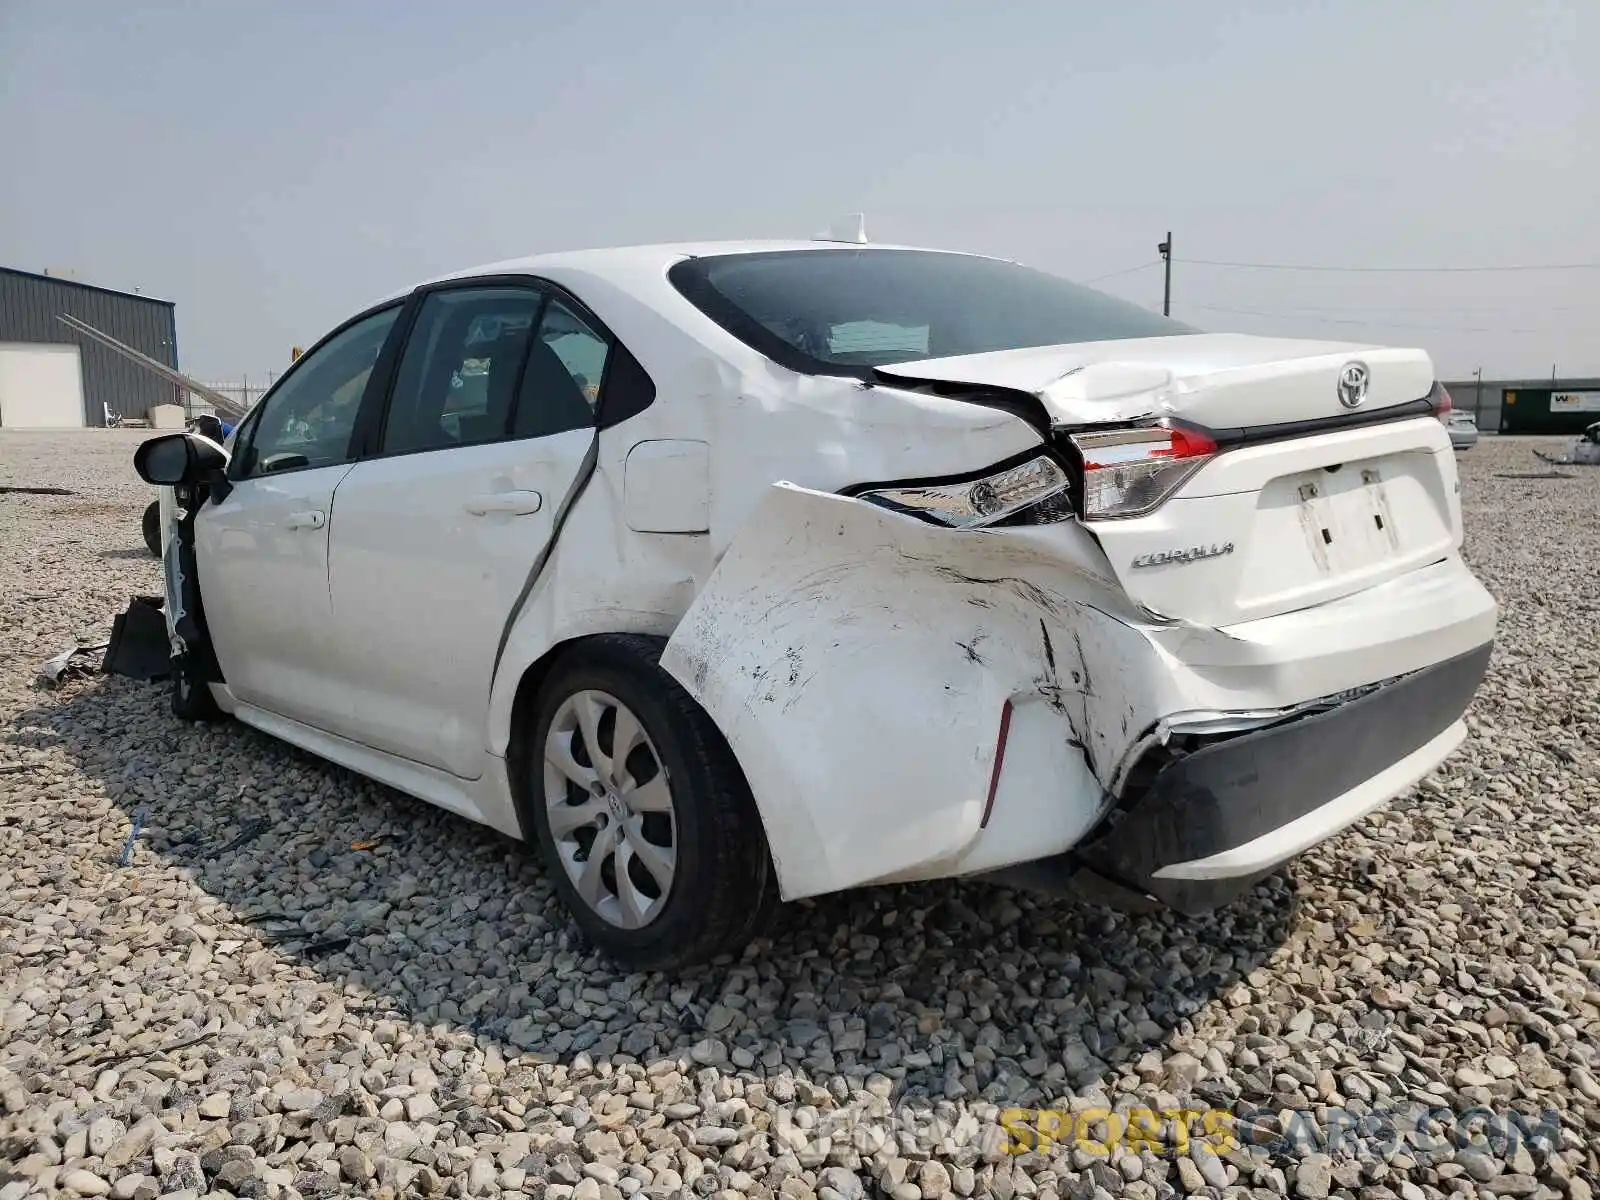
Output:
top-left (659, 484), bottom-right (1183, 901)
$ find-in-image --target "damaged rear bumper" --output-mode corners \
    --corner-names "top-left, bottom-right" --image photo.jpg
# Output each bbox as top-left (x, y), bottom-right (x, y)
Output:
top-left (997, 641), bottom-right (1492, 914)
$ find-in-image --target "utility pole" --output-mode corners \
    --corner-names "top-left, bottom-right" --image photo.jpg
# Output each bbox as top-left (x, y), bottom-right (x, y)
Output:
top-left (1157, 232), bottom-right (1173, 317)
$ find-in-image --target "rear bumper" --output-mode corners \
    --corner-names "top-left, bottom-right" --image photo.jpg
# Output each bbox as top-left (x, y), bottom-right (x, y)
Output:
top-left (1004, 641), bottom-right (1492, 914)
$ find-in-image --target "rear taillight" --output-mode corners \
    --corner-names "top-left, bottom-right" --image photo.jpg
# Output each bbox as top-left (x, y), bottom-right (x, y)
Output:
top-left (855, 454), bottom-right (1072, 528)
top-left (1067, 422), bottom-right (1218, 520)
top-left (1428, 381), bottom-right (1453, 422)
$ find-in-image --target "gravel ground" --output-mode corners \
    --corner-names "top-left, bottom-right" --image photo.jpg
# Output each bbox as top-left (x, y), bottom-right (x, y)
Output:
top-left (1, 428), bottom-right (1597, 1200)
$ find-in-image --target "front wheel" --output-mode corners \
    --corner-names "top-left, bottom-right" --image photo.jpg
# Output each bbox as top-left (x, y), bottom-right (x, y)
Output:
top-left (524, 635), bottom-right (778, 971)
top-left (142, 500), bottom-right (162, 557)
top-left (170, 652), bottom-right (222, 722)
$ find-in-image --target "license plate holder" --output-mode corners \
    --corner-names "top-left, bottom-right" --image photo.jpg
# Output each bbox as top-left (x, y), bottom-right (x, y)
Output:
top-left (1294, 462), bottom-right (1402, 574)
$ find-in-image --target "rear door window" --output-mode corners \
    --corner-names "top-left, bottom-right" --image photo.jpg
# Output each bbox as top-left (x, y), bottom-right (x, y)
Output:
top-left (380, 287), bottom-right (543, 456)
top-left (509, 297), bottom-right (608, 439)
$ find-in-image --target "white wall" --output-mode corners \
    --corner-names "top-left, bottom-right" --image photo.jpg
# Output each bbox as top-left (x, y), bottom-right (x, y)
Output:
top-left (0, 342), bottom-right (86, 428)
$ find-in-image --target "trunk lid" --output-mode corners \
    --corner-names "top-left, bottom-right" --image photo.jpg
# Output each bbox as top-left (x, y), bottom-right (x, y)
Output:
top-left (879, 333), bottom-right (1460, 627)
top-left (874, 332), bottom-right (1436, 429)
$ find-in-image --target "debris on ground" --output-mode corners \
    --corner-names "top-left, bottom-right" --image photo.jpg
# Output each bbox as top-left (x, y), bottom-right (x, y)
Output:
top-left (208, 816), bottom-right (271, 858)
top-left (1533, 420), bottom-right (1600, 466)
top-left (117, 809), bottom-right (145, 867)
top-left (102, 594), bottom-right (171, 681)
top-left (37, 640), bottom-right (110, 687)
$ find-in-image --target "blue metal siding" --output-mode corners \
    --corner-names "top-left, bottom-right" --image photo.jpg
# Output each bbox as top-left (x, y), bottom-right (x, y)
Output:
top-left (0, 267), bottom-right (179, 426)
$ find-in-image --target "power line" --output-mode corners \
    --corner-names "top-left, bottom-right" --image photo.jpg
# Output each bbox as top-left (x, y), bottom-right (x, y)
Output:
top-left (1194, 304), bottom-right (1560, 335)
top-left (1079, 261), bottom-right (1160, 284)
top-left (1205, 301), bottom-right (1596, 317)
top-left (1180, 257), bottom-right (1600, 274)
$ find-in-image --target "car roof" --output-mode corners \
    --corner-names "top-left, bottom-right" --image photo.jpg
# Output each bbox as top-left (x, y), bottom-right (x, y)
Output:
top-left (378, 240), bottom-right (1001, 305)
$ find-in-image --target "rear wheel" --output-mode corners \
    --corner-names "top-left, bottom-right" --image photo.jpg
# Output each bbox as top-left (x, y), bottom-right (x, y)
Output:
top-left (524, 635), bottom-right (778, 970)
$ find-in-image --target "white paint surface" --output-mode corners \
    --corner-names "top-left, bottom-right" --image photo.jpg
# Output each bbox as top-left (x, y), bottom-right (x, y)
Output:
top-left (324, 429), bottom-right (592, 779)
top-left (195, 463), bottom-right (354, 732)
top-left (624, 439), bottom-right (710, 533)
top-left (0, 342), bottom-right (85, 428)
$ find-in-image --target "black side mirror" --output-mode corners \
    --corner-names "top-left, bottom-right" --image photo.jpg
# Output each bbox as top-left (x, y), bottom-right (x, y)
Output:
top-left (133, 432), bottom-right (230, 487)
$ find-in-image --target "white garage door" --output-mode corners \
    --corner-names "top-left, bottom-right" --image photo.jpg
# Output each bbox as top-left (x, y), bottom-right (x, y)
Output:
top-left (0, 342), bottom-right (87, 428)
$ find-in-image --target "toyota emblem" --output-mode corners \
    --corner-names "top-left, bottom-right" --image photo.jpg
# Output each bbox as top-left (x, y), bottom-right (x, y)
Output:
top-left (1337, 361), bottom-right (1370, 409)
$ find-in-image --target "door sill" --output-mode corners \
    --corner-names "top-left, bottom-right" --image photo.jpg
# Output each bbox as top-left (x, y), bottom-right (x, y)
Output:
top-left (231, 702), bottom-right (506, 832)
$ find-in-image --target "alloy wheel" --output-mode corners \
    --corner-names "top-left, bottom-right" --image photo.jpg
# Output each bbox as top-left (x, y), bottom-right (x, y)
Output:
top-left (542, 689), bottom-right (678, 928)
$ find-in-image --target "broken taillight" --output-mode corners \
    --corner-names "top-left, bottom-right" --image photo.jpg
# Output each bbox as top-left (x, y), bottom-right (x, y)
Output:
top-left (1067, 423), bottom-right (1218, 520)
top-left (856, 455), bottom-right (1072, 528)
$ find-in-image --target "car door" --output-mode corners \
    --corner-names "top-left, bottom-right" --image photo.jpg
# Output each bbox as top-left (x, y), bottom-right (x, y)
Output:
top-left (195, 304), bottom-right (403, 730)
top-left (326, 282), bottom-right (605, 778)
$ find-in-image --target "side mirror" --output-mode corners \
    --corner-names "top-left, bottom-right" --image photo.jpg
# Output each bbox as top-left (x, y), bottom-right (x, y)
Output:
top-left (133, 432), bottom-right (230, 487)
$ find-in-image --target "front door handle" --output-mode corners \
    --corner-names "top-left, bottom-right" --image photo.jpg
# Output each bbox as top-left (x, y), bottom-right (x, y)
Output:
top-left (285, 509), bottom-right (326, 530)
top-left (464, 490), bottom-right (543, 517)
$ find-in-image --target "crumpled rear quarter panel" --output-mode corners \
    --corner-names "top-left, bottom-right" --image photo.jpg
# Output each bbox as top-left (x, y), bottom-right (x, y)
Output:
top-left (660, 483), bottom-right (1180, 901)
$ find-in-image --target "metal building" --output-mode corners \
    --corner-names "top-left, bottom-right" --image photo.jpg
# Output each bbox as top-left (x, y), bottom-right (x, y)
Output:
top-left (0, 267), bottom-right (179, 428)
top-left (1439, 376), bottom-right (1600, 436)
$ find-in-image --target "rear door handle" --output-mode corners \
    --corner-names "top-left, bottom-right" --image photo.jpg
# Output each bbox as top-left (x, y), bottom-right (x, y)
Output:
top-left (285, 509), bottom-right (326, 530)
top-left (464, 490), bottom-right (543, 517)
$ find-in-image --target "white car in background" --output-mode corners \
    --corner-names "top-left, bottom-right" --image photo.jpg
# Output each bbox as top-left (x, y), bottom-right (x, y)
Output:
top-left (1446, 408), bottom-right (1479, 449)
top-left (136, 239), bottom-right (1497, 968)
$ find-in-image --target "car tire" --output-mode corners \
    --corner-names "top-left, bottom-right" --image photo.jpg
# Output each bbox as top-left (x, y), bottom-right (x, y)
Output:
top-left (142, 500), bottom-right (162, 557)
top-left (524, 634), bottom-right (779, 971)
top-left (170, 652), bottom-right (223, 722)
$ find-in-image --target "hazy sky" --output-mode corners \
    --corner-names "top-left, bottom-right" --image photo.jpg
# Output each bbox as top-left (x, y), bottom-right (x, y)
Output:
top-left (2, 0), bottom-right (1594, 381)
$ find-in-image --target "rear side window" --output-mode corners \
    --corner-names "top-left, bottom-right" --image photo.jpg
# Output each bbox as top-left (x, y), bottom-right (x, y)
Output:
top-left (512, 298), bottom-right (608, 439)
top-left (670, 249), bottom-right (1197, 376)
top-left (381, 287), bottom-right (543, 455)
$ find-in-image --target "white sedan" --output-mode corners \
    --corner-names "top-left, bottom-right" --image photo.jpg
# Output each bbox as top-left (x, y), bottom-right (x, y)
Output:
top-left (1446, 409), bottom-right (1479, 449)
top-left (135, 239), bottom-right (1497, 968)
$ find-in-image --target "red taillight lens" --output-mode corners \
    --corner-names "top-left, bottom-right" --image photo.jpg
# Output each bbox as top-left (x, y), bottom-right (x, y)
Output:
top-left (1429, 382), bottom-right (1453, 421)
top-left (1069, 422), bottom-right (1218, 519)
top-left (1155, 424), bottom-right (1219, 461)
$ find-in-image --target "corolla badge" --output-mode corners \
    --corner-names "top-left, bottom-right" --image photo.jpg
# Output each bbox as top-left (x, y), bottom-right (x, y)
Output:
top-left (1130, 542), bottom-right (1235, 569)
top-left (1337, 361), bottom-right (1370, 409)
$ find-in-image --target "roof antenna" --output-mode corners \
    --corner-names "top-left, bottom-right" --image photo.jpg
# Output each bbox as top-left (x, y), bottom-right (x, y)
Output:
top-left (814, 213), bottom-right (867, 245)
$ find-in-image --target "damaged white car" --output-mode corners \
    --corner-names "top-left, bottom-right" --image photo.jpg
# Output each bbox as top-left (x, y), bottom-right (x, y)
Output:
top-left (134, 239), bottom-right (1497, 968)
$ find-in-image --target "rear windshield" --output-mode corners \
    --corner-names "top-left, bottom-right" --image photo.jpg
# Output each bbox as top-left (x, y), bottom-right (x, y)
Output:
top-left (669, 249), bottom-right (1197, 375)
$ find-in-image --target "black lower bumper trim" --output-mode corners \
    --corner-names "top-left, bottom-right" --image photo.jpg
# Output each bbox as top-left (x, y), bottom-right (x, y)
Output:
top-left (1013, 642), bottom-right (1492, 916)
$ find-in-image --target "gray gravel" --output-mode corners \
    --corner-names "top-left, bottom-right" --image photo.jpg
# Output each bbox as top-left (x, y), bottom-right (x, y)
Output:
top-left (2, 429), bottom-right (1597, 1200)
